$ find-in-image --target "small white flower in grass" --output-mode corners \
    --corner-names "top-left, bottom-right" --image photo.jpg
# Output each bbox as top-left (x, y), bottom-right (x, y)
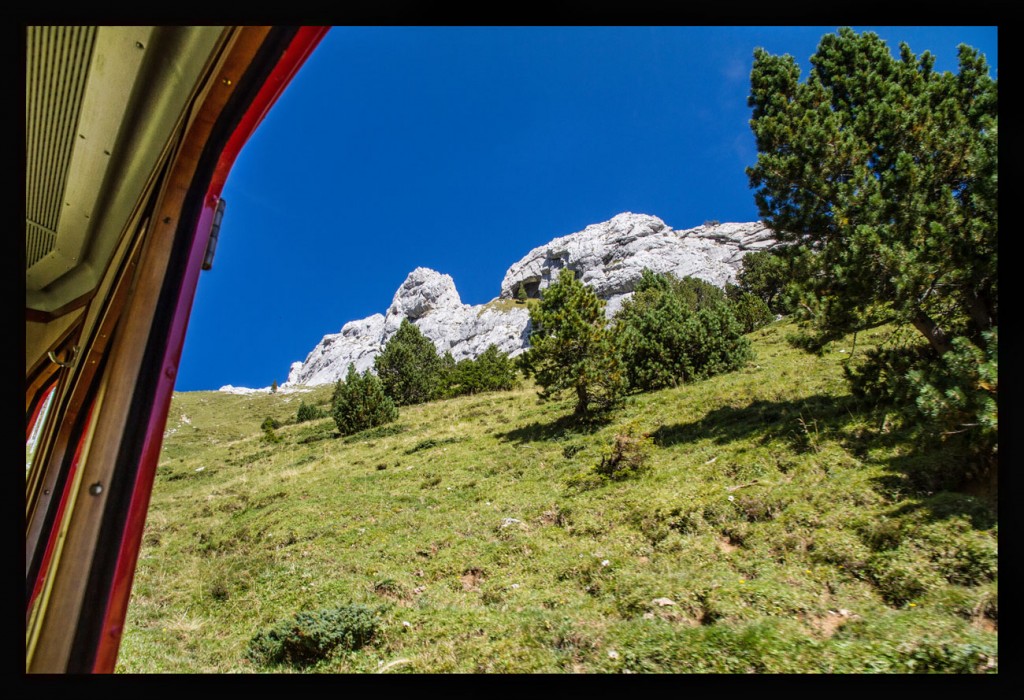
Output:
top-left (402, 621), bottom-right (411, 629)
top-left (727, 495), bottom-right (735, 502)
top-left (511, 583), bottom-right (520, 589)
top-left (608, 650), bottom-right (619, 659)
top-left (195, 467), bottom-right (204, 472)
top-left (601, 559), bottom-right (610, 567)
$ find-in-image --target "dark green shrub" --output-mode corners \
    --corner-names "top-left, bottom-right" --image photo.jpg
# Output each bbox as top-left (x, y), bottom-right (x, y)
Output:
top-left (296, 401), bottom-right (327, 423)
top-left (260, 416), bottom-right (282, 444)
top-left (613, 270), bottom-right (751, 392)
top-left (845, 343), bottom-right (928, 407)
top-left (846, 330), bottom-right (997, 470)
top-left (374, 319), bottom-right (444, 406)
top-left (245, 604), bottom-right (380, 667)
top-left (442, 345), bottom-right (520, 398)
top-left (332, 363), bottom-right (399, 436)
top-left (907, 330), bottom-right (997, 465)
top-left (727, 288), bottom-right (775, 334)
top-left (735, 249), bottom-right (797, 315)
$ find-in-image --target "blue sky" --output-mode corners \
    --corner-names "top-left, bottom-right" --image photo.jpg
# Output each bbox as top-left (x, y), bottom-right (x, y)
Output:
top-left (174, 26), bottom-right (998, 392)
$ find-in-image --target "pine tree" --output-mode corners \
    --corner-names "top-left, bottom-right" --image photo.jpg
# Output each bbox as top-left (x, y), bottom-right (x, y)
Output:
top-left (374, 319), bottom-right (443, 406)
top-left (520, 269), bottom-right (623, 416)
top-left (747, 27), bottom-right (997, 356)
top-left (735, 250), bottom-right (799, 315)
top-left (747, 28), bottom-right (997, 464)
top-left (331, 363), bottom-right (398, 436)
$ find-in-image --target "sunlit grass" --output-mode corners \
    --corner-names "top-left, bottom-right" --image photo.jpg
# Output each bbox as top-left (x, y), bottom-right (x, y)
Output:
top-left (117, 320), bottom-right (997, 673)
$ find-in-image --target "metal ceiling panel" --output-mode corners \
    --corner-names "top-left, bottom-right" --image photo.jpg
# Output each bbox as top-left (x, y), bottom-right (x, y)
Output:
top-left (25, 26), bottom-right (96, 269)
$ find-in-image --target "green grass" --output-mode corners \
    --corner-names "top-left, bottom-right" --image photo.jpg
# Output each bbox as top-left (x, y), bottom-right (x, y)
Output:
top-left (117, 320), bottom-right (997, 673)
top-left (479, 296), bottom-right (536, 315)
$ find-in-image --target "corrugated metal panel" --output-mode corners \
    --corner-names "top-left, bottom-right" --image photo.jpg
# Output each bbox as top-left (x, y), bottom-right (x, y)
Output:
top-left (25, 26), bottom-right (96, 271)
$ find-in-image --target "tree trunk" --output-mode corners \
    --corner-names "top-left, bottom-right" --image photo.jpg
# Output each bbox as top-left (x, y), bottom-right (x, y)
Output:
top-left (911, 310), bottom-right (955, 356)
top-left (575, 383), bottom-right (589, 416)
top-left (965, 288), bottom-right (995, 346)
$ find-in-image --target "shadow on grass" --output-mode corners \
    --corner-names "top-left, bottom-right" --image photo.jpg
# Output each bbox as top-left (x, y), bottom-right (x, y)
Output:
top-left (650, 394), bottom-right (862, 451)
top-left (496, 411), bottom-right (614, 444)
top-left (652, 392), bottom-right (998, 524)
top-left (870, 435), bottom-right (998, 519)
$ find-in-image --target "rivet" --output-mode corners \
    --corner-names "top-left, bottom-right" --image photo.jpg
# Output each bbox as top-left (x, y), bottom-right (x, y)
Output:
top-left (222, 77), bottom-right (233, 86)
top-left (135, 41), bottom-right (144, 49)
top-left (79, 134), bottom-right (85, 139)
top-left (165, 366), bottom-right (176, 379)
top-left (43, 489), bottom-right (50, 496)
top-left (163, 216), bottom-right (172, 224)
top-left (89, 482), bottom-right (103, 496)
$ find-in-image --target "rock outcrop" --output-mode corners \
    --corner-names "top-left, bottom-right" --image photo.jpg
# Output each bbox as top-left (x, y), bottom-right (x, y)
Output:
top-left (268, 213), bottom-right (778, 391)
top-left (500, 212), bottom-right (776, 317)
top-left (283, 268), bottom-right (529, 388)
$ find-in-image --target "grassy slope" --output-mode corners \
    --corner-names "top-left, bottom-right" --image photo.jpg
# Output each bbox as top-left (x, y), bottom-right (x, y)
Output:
top-left (117, 321), bottom-right (997, 673)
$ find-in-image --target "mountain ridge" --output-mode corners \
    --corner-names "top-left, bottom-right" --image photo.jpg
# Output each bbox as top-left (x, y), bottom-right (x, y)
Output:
top-left (220, 212), bottom-right (778, 394)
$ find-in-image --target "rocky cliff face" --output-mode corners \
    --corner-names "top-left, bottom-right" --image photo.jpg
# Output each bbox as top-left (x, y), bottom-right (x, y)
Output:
top-left (269, 213), bottom-right (777, 391)
top-left (501, 212), bottom-right (776, 316)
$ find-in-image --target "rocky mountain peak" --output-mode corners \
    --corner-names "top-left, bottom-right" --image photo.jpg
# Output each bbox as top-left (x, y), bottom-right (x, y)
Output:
top-left (387, 267), bottom-right (463, 320)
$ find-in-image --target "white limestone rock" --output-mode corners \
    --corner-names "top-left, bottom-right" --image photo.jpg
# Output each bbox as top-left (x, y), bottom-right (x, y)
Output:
top-left (500, 212), bottom-right (776, 303)
top-left (285, 313), bottom-right (388, 387)
top-left (387, 267), bottom-right (463, 323)
top-left (281, 269), bottom-right (529, 389)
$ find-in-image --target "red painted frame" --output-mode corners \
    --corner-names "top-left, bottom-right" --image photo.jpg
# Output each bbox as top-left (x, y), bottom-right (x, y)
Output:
top-left (89, 26), bottom-right (329, 672)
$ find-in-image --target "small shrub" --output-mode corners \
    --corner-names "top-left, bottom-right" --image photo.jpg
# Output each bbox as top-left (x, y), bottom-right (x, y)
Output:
top-left (296, 401), bottom-right (326, 423)
top-left (735, 249), bottom-right (799, 315)
top-left (405, 436), bottom-right (463, 454)
top-left (561, 443), bottom-right (583, 459)
top-left (245, 604), bottom-right (380, 667)
top-left (261, 416), bottom-right (282, 444)
top-left (594, 429), bottom-right (652, 482)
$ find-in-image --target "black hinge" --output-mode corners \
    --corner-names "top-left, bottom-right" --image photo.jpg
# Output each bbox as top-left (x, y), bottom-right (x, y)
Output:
top-left (202, 197), bottom-right (227, 271)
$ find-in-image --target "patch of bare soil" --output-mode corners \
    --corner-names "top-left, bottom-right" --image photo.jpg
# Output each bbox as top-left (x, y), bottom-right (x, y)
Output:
top-left (461, 568), bottom-right (485, 591)
top-left (716, 535), bottom-right (739, 553)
